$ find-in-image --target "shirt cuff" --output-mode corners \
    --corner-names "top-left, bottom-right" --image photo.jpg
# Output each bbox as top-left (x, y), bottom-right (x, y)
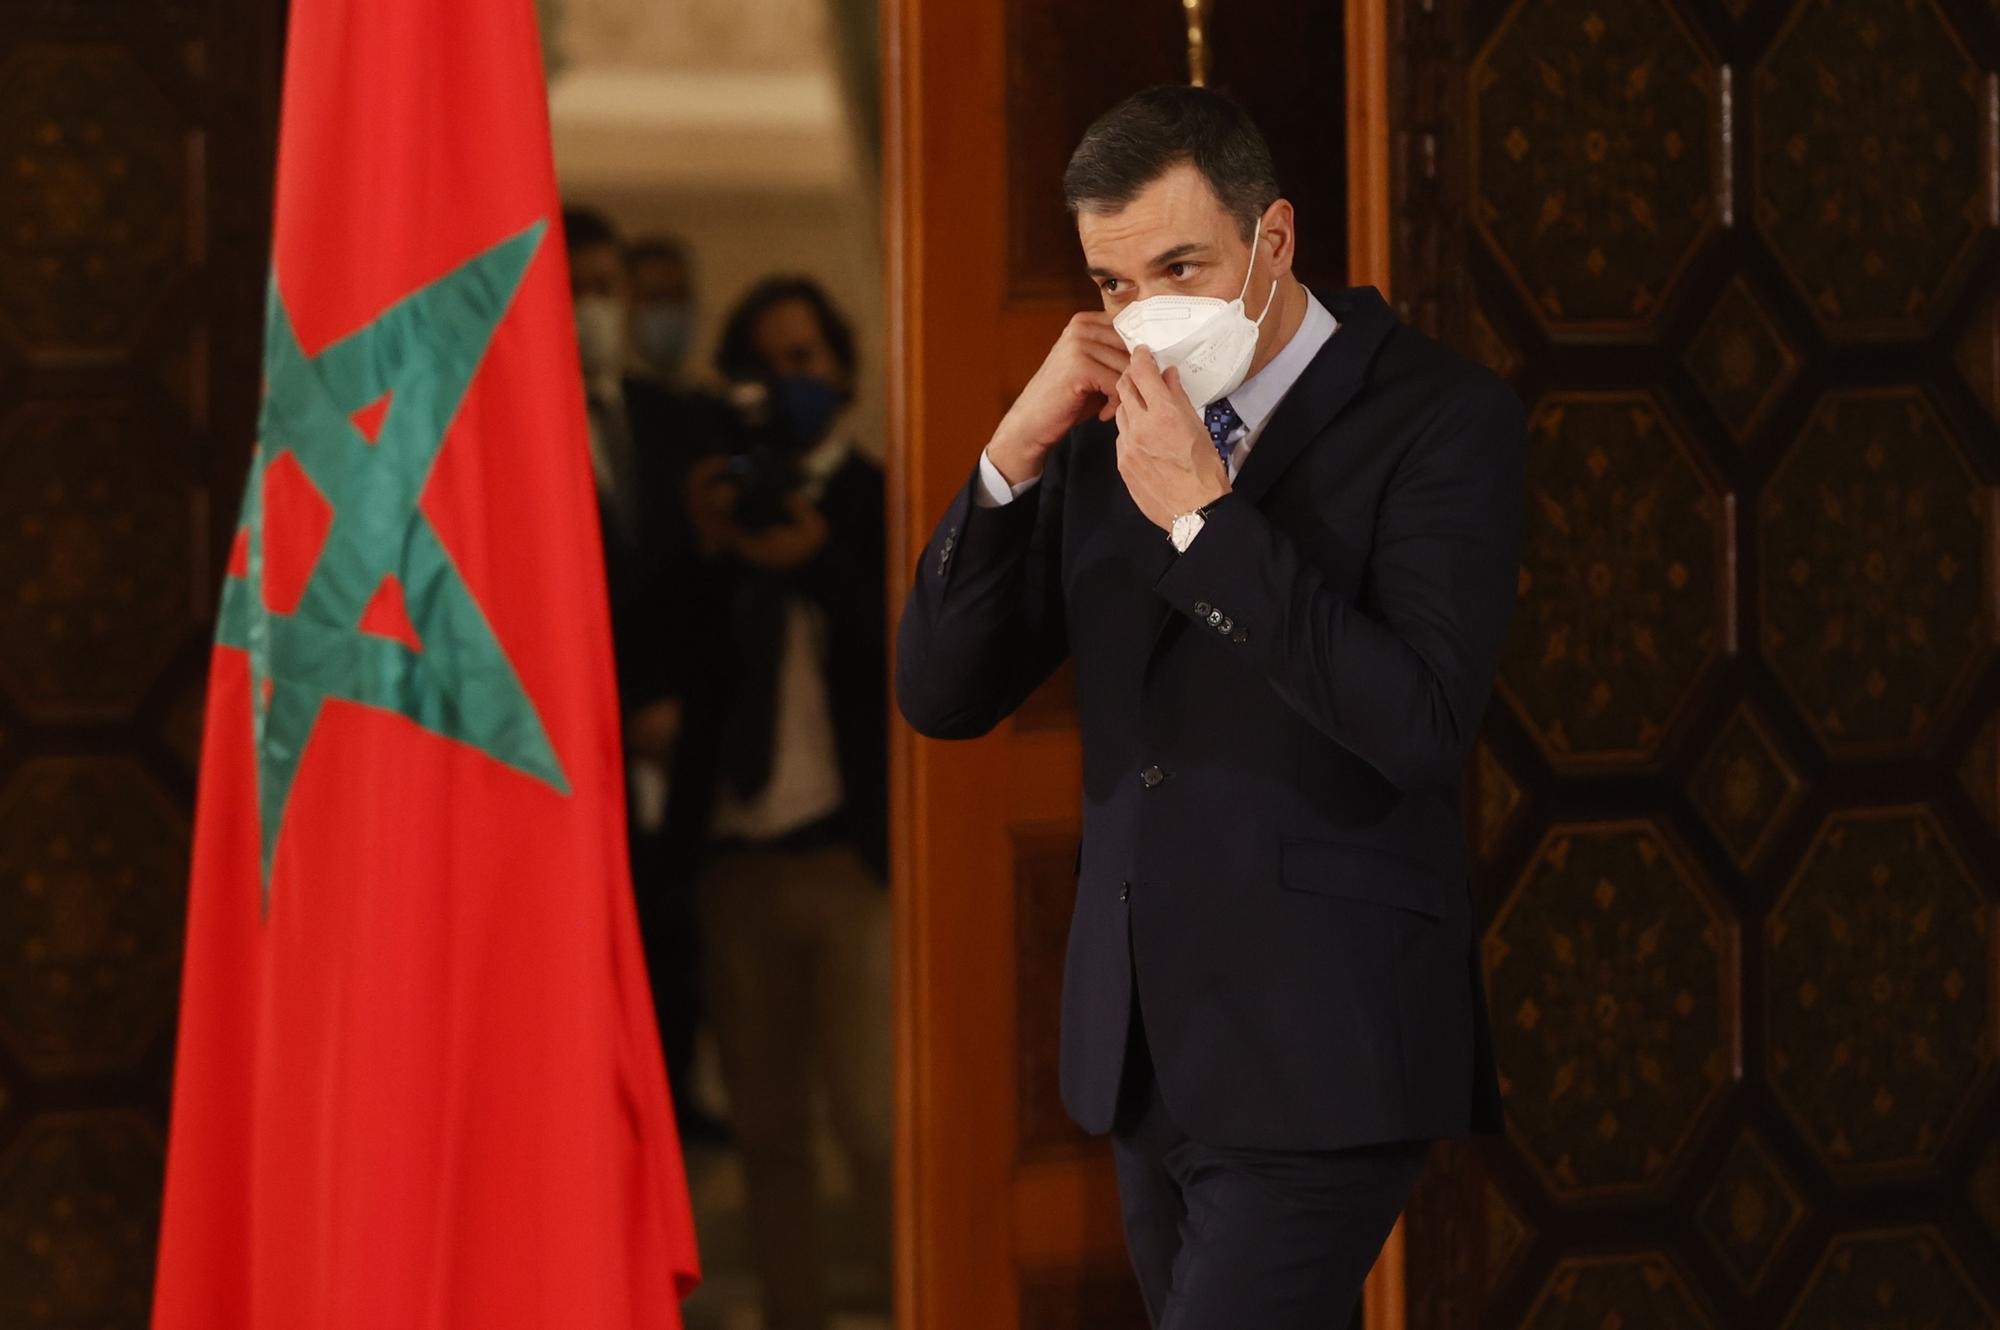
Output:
top-left (974, 446), bottom-right (1044, 508)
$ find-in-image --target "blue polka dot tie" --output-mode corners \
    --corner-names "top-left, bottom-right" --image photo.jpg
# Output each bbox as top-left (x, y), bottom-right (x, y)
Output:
top-left (1203, 398), bottom-right (1244, 473)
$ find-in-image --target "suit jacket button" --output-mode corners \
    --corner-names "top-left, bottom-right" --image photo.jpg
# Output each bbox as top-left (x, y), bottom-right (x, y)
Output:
top-left (1194, 600), bottom-right (1211, 617)
top-left (1119, 881), bottom-right (1131, 902)
top-left (1206, 609), bottom-right (1223, 626)
top-left (1218, 616), bottom-right (1233, 633)
top-left (1231, 624), bottom-right (1247, 642)
top-left (1139, 764), bottom-right (1164, 788)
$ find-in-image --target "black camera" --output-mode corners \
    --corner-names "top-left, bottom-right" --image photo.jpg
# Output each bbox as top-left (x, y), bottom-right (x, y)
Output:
top-left (714, 381), bottom-right (804, 533)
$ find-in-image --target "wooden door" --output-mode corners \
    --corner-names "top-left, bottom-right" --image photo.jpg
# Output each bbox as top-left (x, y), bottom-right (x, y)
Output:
top-left (0, 2), bottom-right (284, 1325)
top-left (883, 2), bottom-right (1391, 1326)
top-left (1388, 0), bottom-right (2000, 1325)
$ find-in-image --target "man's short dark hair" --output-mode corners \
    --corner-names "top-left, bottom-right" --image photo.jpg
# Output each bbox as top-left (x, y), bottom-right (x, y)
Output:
top-left (560, 205), bottom-right (619, 255)
top-left (715, 275), bottom-right (858, 383)
top-left (1062, 85), bottom-right (1280, 241)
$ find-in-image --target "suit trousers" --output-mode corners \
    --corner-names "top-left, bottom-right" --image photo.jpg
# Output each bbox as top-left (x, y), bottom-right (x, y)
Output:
top-left (697, 841), bottom-right (893, 1330)
top-left (1110, 1004), bottom-right (1429, 1330)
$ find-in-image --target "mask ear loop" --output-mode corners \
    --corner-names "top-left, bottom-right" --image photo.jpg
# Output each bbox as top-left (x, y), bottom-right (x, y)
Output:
top-left (1236, 237), bottom-right (1279, 324)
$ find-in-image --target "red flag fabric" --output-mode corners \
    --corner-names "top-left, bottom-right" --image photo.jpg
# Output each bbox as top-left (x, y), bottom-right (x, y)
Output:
top-left (153, 1), bottom-right (699, 1326)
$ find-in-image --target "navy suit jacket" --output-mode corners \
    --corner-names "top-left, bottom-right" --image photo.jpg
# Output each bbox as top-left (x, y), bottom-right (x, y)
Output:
top-left (895, 286), bottom-right (1522, 1150)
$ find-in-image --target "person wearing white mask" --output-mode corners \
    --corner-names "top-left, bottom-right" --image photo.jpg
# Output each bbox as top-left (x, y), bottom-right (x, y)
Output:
top-left (563, 206), bottom-right (643, 546)
top-left (895, 86), bottom-right (1526, 1328)
top-left (561, 204), bottom-right (732, 1153)
top-left (626, 235), bottom-right (698, 384)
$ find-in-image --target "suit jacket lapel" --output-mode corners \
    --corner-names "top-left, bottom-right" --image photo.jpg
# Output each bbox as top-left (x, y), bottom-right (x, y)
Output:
top-left (1226, 286), bottom-right (1397, 507)
top-left (1139, 286), bottom-right (1399, 668)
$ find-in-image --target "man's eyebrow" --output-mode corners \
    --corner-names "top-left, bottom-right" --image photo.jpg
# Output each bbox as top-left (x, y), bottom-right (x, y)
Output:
top-left (1145, 242), bottom-right (1207, 269)
top-left (1085, 242), bottom-right (1210, 281)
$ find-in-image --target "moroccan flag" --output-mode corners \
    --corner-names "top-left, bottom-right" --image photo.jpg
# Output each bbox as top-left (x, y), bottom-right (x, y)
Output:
top-left (151, 1), bottom-right (699, 1326)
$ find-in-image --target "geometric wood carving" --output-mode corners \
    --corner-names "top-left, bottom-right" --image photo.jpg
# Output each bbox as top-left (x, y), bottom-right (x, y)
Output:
top-left (1499, 393), bottom-right (1729, 768)
top-left (0, 44), bottom-right (192, 355)
top-left (1486, 820), bottom-right (1737, 1201)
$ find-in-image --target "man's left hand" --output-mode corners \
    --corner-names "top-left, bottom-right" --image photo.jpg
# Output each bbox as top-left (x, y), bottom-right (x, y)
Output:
top-left (1114, 346), bottom-right (1230, 532)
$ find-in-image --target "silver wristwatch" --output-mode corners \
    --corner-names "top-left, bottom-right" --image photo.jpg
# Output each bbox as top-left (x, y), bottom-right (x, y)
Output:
top-left (1169, 496), bottom-right (1227, 553)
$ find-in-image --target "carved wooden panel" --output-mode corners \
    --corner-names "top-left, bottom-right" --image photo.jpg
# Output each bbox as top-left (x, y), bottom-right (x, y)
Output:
top-left (1694, 1128), bottom-right (1807, 1294)
top-left (1394, 0), bottom-right (2000, 1324)
top-left (1498, 392), bottom-right (1731, 768)
top-left (1519, 1251), bottom-right (1715, 1328)
top-left (1781, 1226), bottom-right (1996, 1328)
top-left (1753, 0), bottom-right (1988, 341)
top-left (1958, 285), bottom-right (2000, 425)
top-left (1759, 389), bottom-right (1991, 755)
top-left (0, 4), bottom-right (283, 1327)
top-left (0, 759), bottom-right (188, 1078)
top-left (0, 402), bottom-right (199, 721)
top-left (1689, 703), bottom-right (1805, 871)
top-left (0, 1111), bottom-right (165, 1328)
top-left (1685, 276), bottom-right (1799, 443)
top-left (0, 43), bottom-right (195, 356)
top-left (1470, 0), bottom-right (1718, 340)
top-left (1487, 820), bottom-right (1738, 1202)
top-left (1765, 807), bottom-right (1992, 1182)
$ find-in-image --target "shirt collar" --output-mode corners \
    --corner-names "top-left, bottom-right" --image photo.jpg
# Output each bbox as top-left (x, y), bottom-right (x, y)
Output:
top-left (1224, 287), bottom-right (1339, 435)
top-left (797, 425), bottom-right (853, 499)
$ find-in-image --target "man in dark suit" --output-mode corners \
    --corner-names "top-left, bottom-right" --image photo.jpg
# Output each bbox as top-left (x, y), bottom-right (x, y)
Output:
top-left (895, 86), bottom-right (1523, 1328)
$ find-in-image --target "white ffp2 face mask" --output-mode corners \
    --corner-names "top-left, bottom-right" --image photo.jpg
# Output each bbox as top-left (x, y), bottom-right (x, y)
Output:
top-left (1111, 239), bottom-right (1278, 408)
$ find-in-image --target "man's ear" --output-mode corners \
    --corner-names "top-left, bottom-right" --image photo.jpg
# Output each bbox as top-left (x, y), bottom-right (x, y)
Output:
top-left (1260, 199), bottom-right (1297, 279)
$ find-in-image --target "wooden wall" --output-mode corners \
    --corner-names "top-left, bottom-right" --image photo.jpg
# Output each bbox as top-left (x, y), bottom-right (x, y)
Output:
top-left (1391, 0), bottom-right (2000, 1324)
top-left (0, 3), bottom-right (282, 1322)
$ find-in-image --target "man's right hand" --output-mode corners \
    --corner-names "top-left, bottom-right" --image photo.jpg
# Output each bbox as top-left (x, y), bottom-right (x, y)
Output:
top-left (986, 312), bottom-right (1130, 485)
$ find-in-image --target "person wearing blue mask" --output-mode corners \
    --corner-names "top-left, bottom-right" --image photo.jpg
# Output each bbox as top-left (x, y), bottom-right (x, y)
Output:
top-left (669, 276), bottom-right (890, 1330)
top-left (896, 86), bottom-right (1526, 1329)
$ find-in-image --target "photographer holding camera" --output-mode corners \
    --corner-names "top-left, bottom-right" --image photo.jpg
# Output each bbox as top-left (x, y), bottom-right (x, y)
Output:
top-left (668, 277), bottom-right (889, 1330)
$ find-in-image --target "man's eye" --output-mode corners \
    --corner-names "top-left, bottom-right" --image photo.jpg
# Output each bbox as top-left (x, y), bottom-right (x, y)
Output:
top-left (1168, 263), bottom-right (1195, 279)
top-left (1100, 278), bottom-right (1121, 294)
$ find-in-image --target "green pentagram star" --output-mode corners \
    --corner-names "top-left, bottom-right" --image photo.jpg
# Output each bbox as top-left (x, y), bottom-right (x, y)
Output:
top-left (216, 221), bottom-right (570, 907)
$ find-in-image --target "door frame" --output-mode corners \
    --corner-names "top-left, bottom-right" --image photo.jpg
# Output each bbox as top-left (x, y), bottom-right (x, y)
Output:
top-left (882, 2), bottom-right (1398, 1324)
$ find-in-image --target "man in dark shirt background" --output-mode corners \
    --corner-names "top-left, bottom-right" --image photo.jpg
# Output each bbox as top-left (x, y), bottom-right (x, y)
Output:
top-left (562, 205), bottom-right (728, 1146)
